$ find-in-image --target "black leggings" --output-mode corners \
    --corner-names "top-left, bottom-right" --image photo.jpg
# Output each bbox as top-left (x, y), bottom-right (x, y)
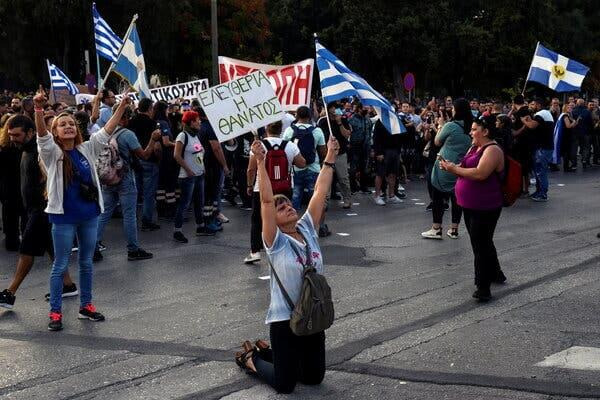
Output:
top-left (432, 187), bottom-right (461, 225)
top-left (463, 207), bottom-right (502, 290)
top-left (253, 321), bottom-right (325, 394)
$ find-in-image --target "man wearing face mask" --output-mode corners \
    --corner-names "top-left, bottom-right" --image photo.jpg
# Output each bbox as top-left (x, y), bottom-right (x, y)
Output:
top-left (348, 102), bottom-right (372, 194)
top-left (0, 115), bottom-right (77, 310)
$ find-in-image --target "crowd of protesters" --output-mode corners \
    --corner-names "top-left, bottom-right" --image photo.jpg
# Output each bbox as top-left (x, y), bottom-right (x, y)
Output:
top-left (1, 85), bottom-right (598, 385)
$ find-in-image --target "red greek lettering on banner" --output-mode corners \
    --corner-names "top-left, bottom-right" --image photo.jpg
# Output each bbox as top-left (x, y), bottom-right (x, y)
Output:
top-left (217, 57), bottom-right (314, 110)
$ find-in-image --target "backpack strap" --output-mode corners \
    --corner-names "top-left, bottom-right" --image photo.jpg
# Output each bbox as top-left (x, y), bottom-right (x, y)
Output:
top-left (262, 139), bottom-right (273, 151)
top-left (268, 228), bottom-right (313, 313)
top-left (279, 140), bottom-right (288, 150)
top-left (269, 258), bottom-right (296, 312)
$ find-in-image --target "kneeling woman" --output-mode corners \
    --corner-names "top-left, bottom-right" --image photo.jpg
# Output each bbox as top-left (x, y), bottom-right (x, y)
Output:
top-left (235, 134), bottom-right (339, 393)
top-left (439, 116), bottom-right (506, 302)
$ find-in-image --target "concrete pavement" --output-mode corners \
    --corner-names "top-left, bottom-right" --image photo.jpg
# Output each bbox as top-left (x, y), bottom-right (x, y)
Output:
top-left (1, 168), bottom-right (600, 399)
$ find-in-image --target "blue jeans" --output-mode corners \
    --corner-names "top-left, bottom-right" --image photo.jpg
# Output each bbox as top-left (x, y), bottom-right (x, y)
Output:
top-left (292, 170), bottom-right (319, 210)
top-left (139, 160), bottom-right (159, 224)
top-left (534, 149), bottom-right (553, 197)
top-left (174, 175), bottom-right (205, 229)
top-left (215, 169), bottom-right (225, 214)
top-left (97, 175), bottom-right (139, 252)
top-left (50, 217), bottom-right (98, 312)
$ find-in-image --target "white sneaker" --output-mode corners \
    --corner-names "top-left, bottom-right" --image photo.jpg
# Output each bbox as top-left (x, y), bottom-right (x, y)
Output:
top-left (421, 228), bottom-right (443, 239)
top-left (447, 228), bottom-right (459, 239)
top-left (374, 196), bottom-right (386, 206)
top-left (397, 184), bottom-right (405, 192)
top-left (244, 252), bottom-right (261, 264)
top-left (387, 195), bottom-right (404, 204)
top-left (217, 213), bottom-right (230, 223)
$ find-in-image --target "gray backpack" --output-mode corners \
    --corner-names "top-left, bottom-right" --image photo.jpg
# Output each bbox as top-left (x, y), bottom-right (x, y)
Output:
top-left (270, 230), bottom-right (334, 336)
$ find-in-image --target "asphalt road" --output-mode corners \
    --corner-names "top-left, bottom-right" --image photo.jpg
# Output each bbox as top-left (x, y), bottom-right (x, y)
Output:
top-left (1, 168), bottom-right (600, 399)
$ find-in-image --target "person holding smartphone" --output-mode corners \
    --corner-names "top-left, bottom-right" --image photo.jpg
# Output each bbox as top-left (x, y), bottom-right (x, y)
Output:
top-left (422, 98), bottom-right (472, 240)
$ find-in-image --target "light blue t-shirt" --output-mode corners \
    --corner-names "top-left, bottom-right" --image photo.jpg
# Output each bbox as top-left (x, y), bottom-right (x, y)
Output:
top-left (264, 212), bottom-right (324, 324)
top-left (113, 127), bottom-right (142, 181)
top-left (97, 104), bottom-right (112, 128)
top-left (282, 123), bottom-right (326, 174)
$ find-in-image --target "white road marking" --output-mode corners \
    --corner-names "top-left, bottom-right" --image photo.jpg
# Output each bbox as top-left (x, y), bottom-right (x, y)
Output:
top-left (352, 202), bottom-right (360, 206)
top-left (415, 202), bottom-right (426, 205)
top-left (411, 198), bottom-right (420, 201)
top-left (557, 184), bottom-right (565, 187)
top-left (258, 276), bottom-right (270, 280)
top-left (337, 233), bottom-right (350, 236)
top-left (347, 213), bottom-right (358, 216)
top-left (536, 346), bottom-right (600, 371)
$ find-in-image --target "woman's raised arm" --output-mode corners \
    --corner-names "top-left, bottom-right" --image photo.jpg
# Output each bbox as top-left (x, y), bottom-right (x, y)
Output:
top-left (307, 135), bottom-right (339, 224)
top-left (253, 140), bottom-right (277, 247)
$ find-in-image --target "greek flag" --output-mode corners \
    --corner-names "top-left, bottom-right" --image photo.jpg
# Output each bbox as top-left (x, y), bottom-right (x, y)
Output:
top-left (112, 24), bottom-right (151, 99)
top-left (526, 42), bottom-right (589, 92)
top-left (315, 39), bottom-right (405, 134)
top-left (92, 3), bottom-right (123, 63)
top-left (47, 61), bottom-right (79, 95)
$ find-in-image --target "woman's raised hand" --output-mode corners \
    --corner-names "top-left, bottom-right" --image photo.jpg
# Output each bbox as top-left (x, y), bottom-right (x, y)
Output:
top-left (251, 140), bottom-right (266, 162)
top-left (326, 134), bottom-right (340, 157)
top-left (33, 86), bottom-right (47, 109)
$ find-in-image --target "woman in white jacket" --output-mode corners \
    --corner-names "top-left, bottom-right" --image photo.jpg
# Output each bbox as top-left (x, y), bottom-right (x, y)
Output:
top-left (33, 90), bottom-right (131, 331)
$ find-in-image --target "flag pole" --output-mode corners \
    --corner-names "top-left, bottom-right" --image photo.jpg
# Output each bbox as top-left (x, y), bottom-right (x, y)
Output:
top-left (522, 41), bottom-right (540, 96)
top-left (46, 59), bottom-right (56, 104)
top-left (314, 32), bottom-right (336, 143)
top-left (96, 52), bottom-right (103, 90)
top-left (101, 13), bottom-right (138, 90)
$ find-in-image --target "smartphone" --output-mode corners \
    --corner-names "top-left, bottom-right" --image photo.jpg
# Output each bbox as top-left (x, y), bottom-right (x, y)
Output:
top-left (437, 154), bottom-right (447, 162)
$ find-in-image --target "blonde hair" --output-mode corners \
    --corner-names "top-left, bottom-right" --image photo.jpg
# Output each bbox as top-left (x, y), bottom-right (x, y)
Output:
top-left (50, 112), bottom-right (84, 185)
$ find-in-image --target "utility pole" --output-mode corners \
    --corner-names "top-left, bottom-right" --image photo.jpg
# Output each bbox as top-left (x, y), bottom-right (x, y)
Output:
top-left (211, 0), bottom-right (219, 85)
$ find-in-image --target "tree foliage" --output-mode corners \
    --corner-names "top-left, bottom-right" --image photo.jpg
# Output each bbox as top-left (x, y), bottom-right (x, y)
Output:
top-left (2, 0), bottom-right (600, 98)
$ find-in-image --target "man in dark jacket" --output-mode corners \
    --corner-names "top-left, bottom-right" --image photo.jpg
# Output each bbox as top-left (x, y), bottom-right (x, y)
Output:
top-left (0, 115), bottom-right (76, 310)
top-left (570, 98), bottom-right (593, 169)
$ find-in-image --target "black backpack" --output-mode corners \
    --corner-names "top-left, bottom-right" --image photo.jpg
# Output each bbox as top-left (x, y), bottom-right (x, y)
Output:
top-left (291, 124), bottom-right (317, 165)
top-left (269, 230), bottom-right (334, 336)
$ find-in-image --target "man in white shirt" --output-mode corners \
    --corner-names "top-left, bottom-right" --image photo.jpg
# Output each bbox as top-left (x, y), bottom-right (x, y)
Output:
top-left (244, 121), bottom-right (306, 264)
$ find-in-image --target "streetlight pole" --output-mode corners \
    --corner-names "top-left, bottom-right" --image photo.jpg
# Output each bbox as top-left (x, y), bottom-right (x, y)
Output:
top-left (211, 0), bottom-right (219, 85)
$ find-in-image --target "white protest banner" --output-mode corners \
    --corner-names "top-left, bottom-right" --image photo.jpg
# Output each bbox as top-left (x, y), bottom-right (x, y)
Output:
top-left (197, 71), bottom-right (284, 142)
top-left (114, 79), bottom-right (209, 102)
top-left (219, 57), bottom-right (314, 111)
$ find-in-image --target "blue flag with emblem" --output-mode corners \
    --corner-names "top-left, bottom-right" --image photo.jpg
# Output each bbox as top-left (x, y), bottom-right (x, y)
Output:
top-left (47, 60), bottom-right (79, 95)
top-left (526, 42), bottom-right (589, 92)
top-left (108, 18), bottom-right (151, 99)
top-left (92, 2), bottom-right (124, 63)
top-left (315, 39), bottom-right (405, 134)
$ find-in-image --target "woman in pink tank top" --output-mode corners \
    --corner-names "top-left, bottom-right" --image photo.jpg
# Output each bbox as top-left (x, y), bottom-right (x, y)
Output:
top-left (438, 116), bottom-right (506, 302)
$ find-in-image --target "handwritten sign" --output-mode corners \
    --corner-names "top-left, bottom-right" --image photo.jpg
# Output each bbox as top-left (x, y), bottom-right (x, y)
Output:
top-left (197, 71), bottom-right (284, 142)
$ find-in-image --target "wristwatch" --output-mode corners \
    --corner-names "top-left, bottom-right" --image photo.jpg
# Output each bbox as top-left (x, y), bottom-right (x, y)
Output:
top-left (323, 161), bottom-right (335, 169)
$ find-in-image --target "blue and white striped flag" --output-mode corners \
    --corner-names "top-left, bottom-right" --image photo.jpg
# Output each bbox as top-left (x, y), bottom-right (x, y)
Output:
top-left (526, 42), bottom-right (589, 92)
top-left (92, 3), bottom-right (124, 63)
top-left (112, 23), bottom-right (151, 99)
top-left (47, 61), bottom-right (79, 95)
top-left (315, 39), bottom-right (405, 134)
